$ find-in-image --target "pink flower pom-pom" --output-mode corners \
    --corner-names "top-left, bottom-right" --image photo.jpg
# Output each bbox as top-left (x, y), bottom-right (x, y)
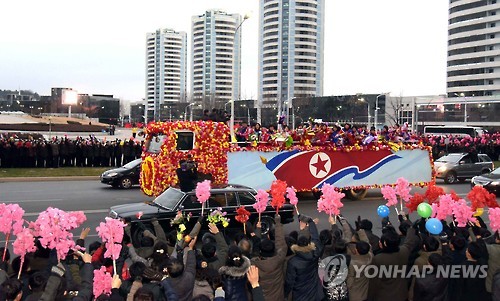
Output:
top-left (432, 194), bottom-right (456, 220)
top-left (0, 203), bottom-right (25, 235)
top-left (381, 186), bottom-right (398, 207)
top-left (286, 187), bottom-right (299, 206)
top-left (196, 180), bottom-right (211, 203)
top-left (489, 207), bottom-right (500, 233)
top-left (396, 177), bottom-right (412, 202)
top-left (93, 266), bottom-right (112, 297)
top-left (96, 217), bottom-right (126, 260)
top-left (317, 184), bottom-right (345, 216)
top-left (12, 227), bottom-right (36, 258)
top-left (452, 199), bottom-right (476, 227)
top-left (252, 189), bottom-right (269, 214)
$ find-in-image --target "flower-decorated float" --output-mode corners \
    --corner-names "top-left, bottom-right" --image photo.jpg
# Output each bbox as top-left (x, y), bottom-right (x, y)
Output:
top-left (140, 121), bottom-right (435, 200)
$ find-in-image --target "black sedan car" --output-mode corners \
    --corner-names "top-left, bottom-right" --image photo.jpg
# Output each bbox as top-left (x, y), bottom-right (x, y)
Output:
top-left (471, 168), bottom-right (500, 195)
top-left (109, 184), bottom-right (295, 241)
top-left (100, 159), bottom-right (141, 189)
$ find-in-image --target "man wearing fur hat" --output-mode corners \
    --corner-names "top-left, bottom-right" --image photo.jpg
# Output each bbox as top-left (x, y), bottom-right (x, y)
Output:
top-left (251, 214), bottom-right (286, 301)
top-left (285, 214), bottom-right (324, 301)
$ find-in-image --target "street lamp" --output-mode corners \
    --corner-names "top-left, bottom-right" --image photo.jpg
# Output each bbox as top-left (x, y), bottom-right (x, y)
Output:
top-left (230, 12), bottom-right (251, 142)
top-left (185, 103), bottom-right (195, 122)
top-left (375, 93), bottom-right (389, 129)
top-left (359, 97), bottom-right (371, 128)
top-left (454, 92), bottom-right (467, 123)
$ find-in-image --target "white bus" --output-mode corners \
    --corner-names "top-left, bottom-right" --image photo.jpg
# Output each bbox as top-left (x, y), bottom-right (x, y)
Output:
top-left (423, 126), bottom-right (485, 138)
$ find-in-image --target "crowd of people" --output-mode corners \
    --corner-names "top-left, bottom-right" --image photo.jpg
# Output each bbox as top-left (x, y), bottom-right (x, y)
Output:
top-left (0, 135), bottom-right (143, 168)
top-left (1, 210), bottom-right (500, 300)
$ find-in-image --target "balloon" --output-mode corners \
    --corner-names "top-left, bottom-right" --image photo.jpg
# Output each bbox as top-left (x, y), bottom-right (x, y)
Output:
top-left (377, 205), bottom-right (390, 218)
top-left (474, 208), bottom-right (484, 217)
top-left (417, 203), bottom-right (433, 218)
top-left (425, 218), bottom-right (443, 235)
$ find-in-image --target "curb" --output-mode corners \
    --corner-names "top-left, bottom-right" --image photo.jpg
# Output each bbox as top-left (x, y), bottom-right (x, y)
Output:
top-left (0, 176), bottom-right (100, 183)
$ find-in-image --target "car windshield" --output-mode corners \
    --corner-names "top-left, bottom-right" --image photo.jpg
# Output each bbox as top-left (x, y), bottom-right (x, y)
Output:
top-left (153, 188), bottom-right (184, 210)
top-left (436, 154), bottom-right (462, 163)
top-left (123, 159), bottom-right (141, 169)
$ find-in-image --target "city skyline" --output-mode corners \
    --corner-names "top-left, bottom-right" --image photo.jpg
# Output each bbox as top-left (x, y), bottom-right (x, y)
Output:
top-left (0, 0), bottom-right (448, 101)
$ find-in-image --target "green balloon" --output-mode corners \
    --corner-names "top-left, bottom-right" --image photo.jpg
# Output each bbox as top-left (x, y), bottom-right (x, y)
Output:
top-left (417, 203), bottom-right (433, 218)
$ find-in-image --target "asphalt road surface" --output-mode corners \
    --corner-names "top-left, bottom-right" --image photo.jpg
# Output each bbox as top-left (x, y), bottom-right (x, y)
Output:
top-left (0, 179), bottom-right (495, 247)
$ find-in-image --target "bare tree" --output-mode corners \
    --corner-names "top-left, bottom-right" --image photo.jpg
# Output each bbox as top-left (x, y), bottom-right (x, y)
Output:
top-left (386, 95), bottom-right (404, 126)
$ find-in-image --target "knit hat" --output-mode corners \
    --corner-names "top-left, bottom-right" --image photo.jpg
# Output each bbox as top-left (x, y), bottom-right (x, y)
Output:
top-left (259, 239), bottom-right (275, 258)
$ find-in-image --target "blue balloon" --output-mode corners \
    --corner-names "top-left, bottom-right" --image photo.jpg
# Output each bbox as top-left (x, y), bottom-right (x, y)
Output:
top-left (377, 205), bottom-right (390, 218)
top-left (425, 218), bottom-right (443, 235)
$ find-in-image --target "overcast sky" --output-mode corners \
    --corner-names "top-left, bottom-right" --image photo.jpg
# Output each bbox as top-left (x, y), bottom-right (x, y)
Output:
top-left (0, 0), bottom-right (449, 101)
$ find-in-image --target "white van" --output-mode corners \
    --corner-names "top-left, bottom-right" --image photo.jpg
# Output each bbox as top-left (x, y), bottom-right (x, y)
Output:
top-left (423, 126), bottom-right (485, 138)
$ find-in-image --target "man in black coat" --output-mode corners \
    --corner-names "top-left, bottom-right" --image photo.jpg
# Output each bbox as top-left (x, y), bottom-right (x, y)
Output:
top-left (285, 214), bottom-right (324, 301)
top-left (176, 160), bottom-right (197, 192)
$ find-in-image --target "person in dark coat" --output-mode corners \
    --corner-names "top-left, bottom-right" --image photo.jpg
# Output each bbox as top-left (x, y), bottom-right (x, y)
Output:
top-left (24, 272), bottom-right (48, 301)
top-left (202, 223), bottom-right (229, 272)
top-left (454, 240), bottom-right (491, 301)
top-left (251, 214), bottom-right (286, 301)
top-left (176, 160), bottom-right (198, 192)
top-left (285, 214), bottom-right (324, 301)
top-left (50, 141), bottom-right (59, 168)
top-left (368, 222), bottom-right (420, 301)
top-left (218, 245), bottom-right (251, 301)
top-left (413, 253), bottom-right (449, 301)
top-left (161, 237), bottom-right (197, 301)
top-left (0, 278), bottom-right (22, 301)
top-left (357, 218), bottom-right (381, 254)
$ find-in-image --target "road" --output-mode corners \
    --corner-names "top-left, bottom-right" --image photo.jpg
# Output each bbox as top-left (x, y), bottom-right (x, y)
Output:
top-left (0, 179), bottom-right (494, 247)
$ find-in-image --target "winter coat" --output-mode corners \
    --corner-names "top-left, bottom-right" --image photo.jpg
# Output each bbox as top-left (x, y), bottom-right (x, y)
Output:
top-left (193, 279), bottom-right (214, 299)
top-left (414, 250), bottom-right (441, 272)
top-left (219, 256), bottom-right (251, 301)
top-left (455, 260), bottom-right (491, 301)
top-left (364, 230), bottom-right (381, 254)
top-left (368, 227), bottom-right (420, 301)
top-left (413, 271), bottom-right (449, 301)
top-left (284, 220), bottom-right (324, 301)
top-left (167, 249), bottom-right (196, 301)
top-left (206, 232), bottom-right (229, 272)
top-left (251, 215), bottom-right (286, 301)
top-left (346, 229), bottom-right (373, 301)
top-left (486, 244), bottom-right (500, 293)
top-left (492, 270), bottom-right (500, 301)
top-left (40, 262), bottom-right (93, 301)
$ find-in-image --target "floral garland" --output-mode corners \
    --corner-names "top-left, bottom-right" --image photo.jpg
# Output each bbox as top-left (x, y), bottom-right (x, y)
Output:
top-left (140, 156), bottom-right (156, 196)
top-left (141, 121), bottom-right (436, 196)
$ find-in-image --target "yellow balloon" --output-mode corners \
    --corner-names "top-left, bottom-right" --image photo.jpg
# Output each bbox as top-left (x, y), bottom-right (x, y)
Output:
top-left (474, 208), bottom-right (484, 217)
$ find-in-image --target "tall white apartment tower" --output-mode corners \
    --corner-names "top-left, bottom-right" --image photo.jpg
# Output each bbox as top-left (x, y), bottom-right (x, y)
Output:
top-left (191, 10), bottom-right (242, 106)
top-left (447, 0), bottom-right (500, 112)
top-left (258, 0), bottom-right (325, 120)
top-left (146, 28), bottom-right (187, 122)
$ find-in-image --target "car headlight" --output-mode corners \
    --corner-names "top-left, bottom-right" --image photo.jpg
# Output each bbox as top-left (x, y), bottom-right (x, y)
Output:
top-left (438, 166), bottom-right (447, 173)
top-left (107, 172), bottom-right (118, 177)
top-left (492, 181), bottom-right (500, 186)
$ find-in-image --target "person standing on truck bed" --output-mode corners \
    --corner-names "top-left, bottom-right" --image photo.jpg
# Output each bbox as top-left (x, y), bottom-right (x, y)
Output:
top-left (176, 159), bottom-right (198, 192)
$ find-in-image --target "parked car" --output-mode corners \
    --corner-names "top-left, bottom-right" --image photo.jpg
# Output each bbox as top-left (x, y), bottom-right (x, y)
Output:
top-left (100, 158), bottom-right (142, 189)
top-left (471, 168), bottom-right (500, 195)
top-left (109, 184), bottom-right (295, 242)
top-left (434, 153), bottom-right (494, 184)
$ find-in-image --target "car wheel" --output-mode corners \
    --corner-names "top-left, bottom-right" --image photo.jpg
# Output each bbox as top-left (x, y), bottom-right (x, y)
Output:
top-left (481, 169), bottom-right (491, 174)
top-left (444, 171), bottom-right (457, 184)
top-left (345, 189), bottom-right (368, 200)
top-left (257, 216), bottom-right (275, 236)
top-left (120, 177), bottom-right (133, 189)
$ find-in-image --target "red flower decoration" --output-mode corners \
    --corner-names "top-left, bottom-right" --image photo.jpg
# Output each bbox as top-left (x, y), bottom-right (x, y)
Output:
top-left (235, 206), bottom-right (250, 224)
top-left (424, 183), bottom-right (445, 204)
top-left (270, 180), bottom-right (288, 213)
top-left (406, 193), bottom-right (425, 213)
top-left (467, 185), bottom-right (499, 211)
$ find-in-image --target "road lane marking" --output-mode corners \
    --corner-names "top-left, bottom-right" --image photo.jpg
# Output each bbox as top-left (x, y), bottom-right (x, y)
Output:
top-left (23, 209), bottom-right (109, 217)
top-left (2, 199), bottom-right (64, 203)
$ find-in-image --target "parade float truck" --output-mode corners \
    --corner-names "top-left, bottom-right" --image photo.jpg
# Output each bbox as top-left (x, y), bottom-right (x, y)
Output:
top-left (139, 121), bottom-right (435, 201)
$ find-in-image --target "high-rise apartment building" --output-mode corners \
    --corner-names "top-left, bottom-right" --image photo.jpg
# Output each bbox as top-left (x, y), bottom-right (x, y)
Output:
top-left (447, 0), bottom-right (500, 125)
top-left (191, 10), bottom-right (242, 106)
top-left (258, 0), bottom-right (325, 120)
top-left (146, 28), bottom-right (187, 122)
